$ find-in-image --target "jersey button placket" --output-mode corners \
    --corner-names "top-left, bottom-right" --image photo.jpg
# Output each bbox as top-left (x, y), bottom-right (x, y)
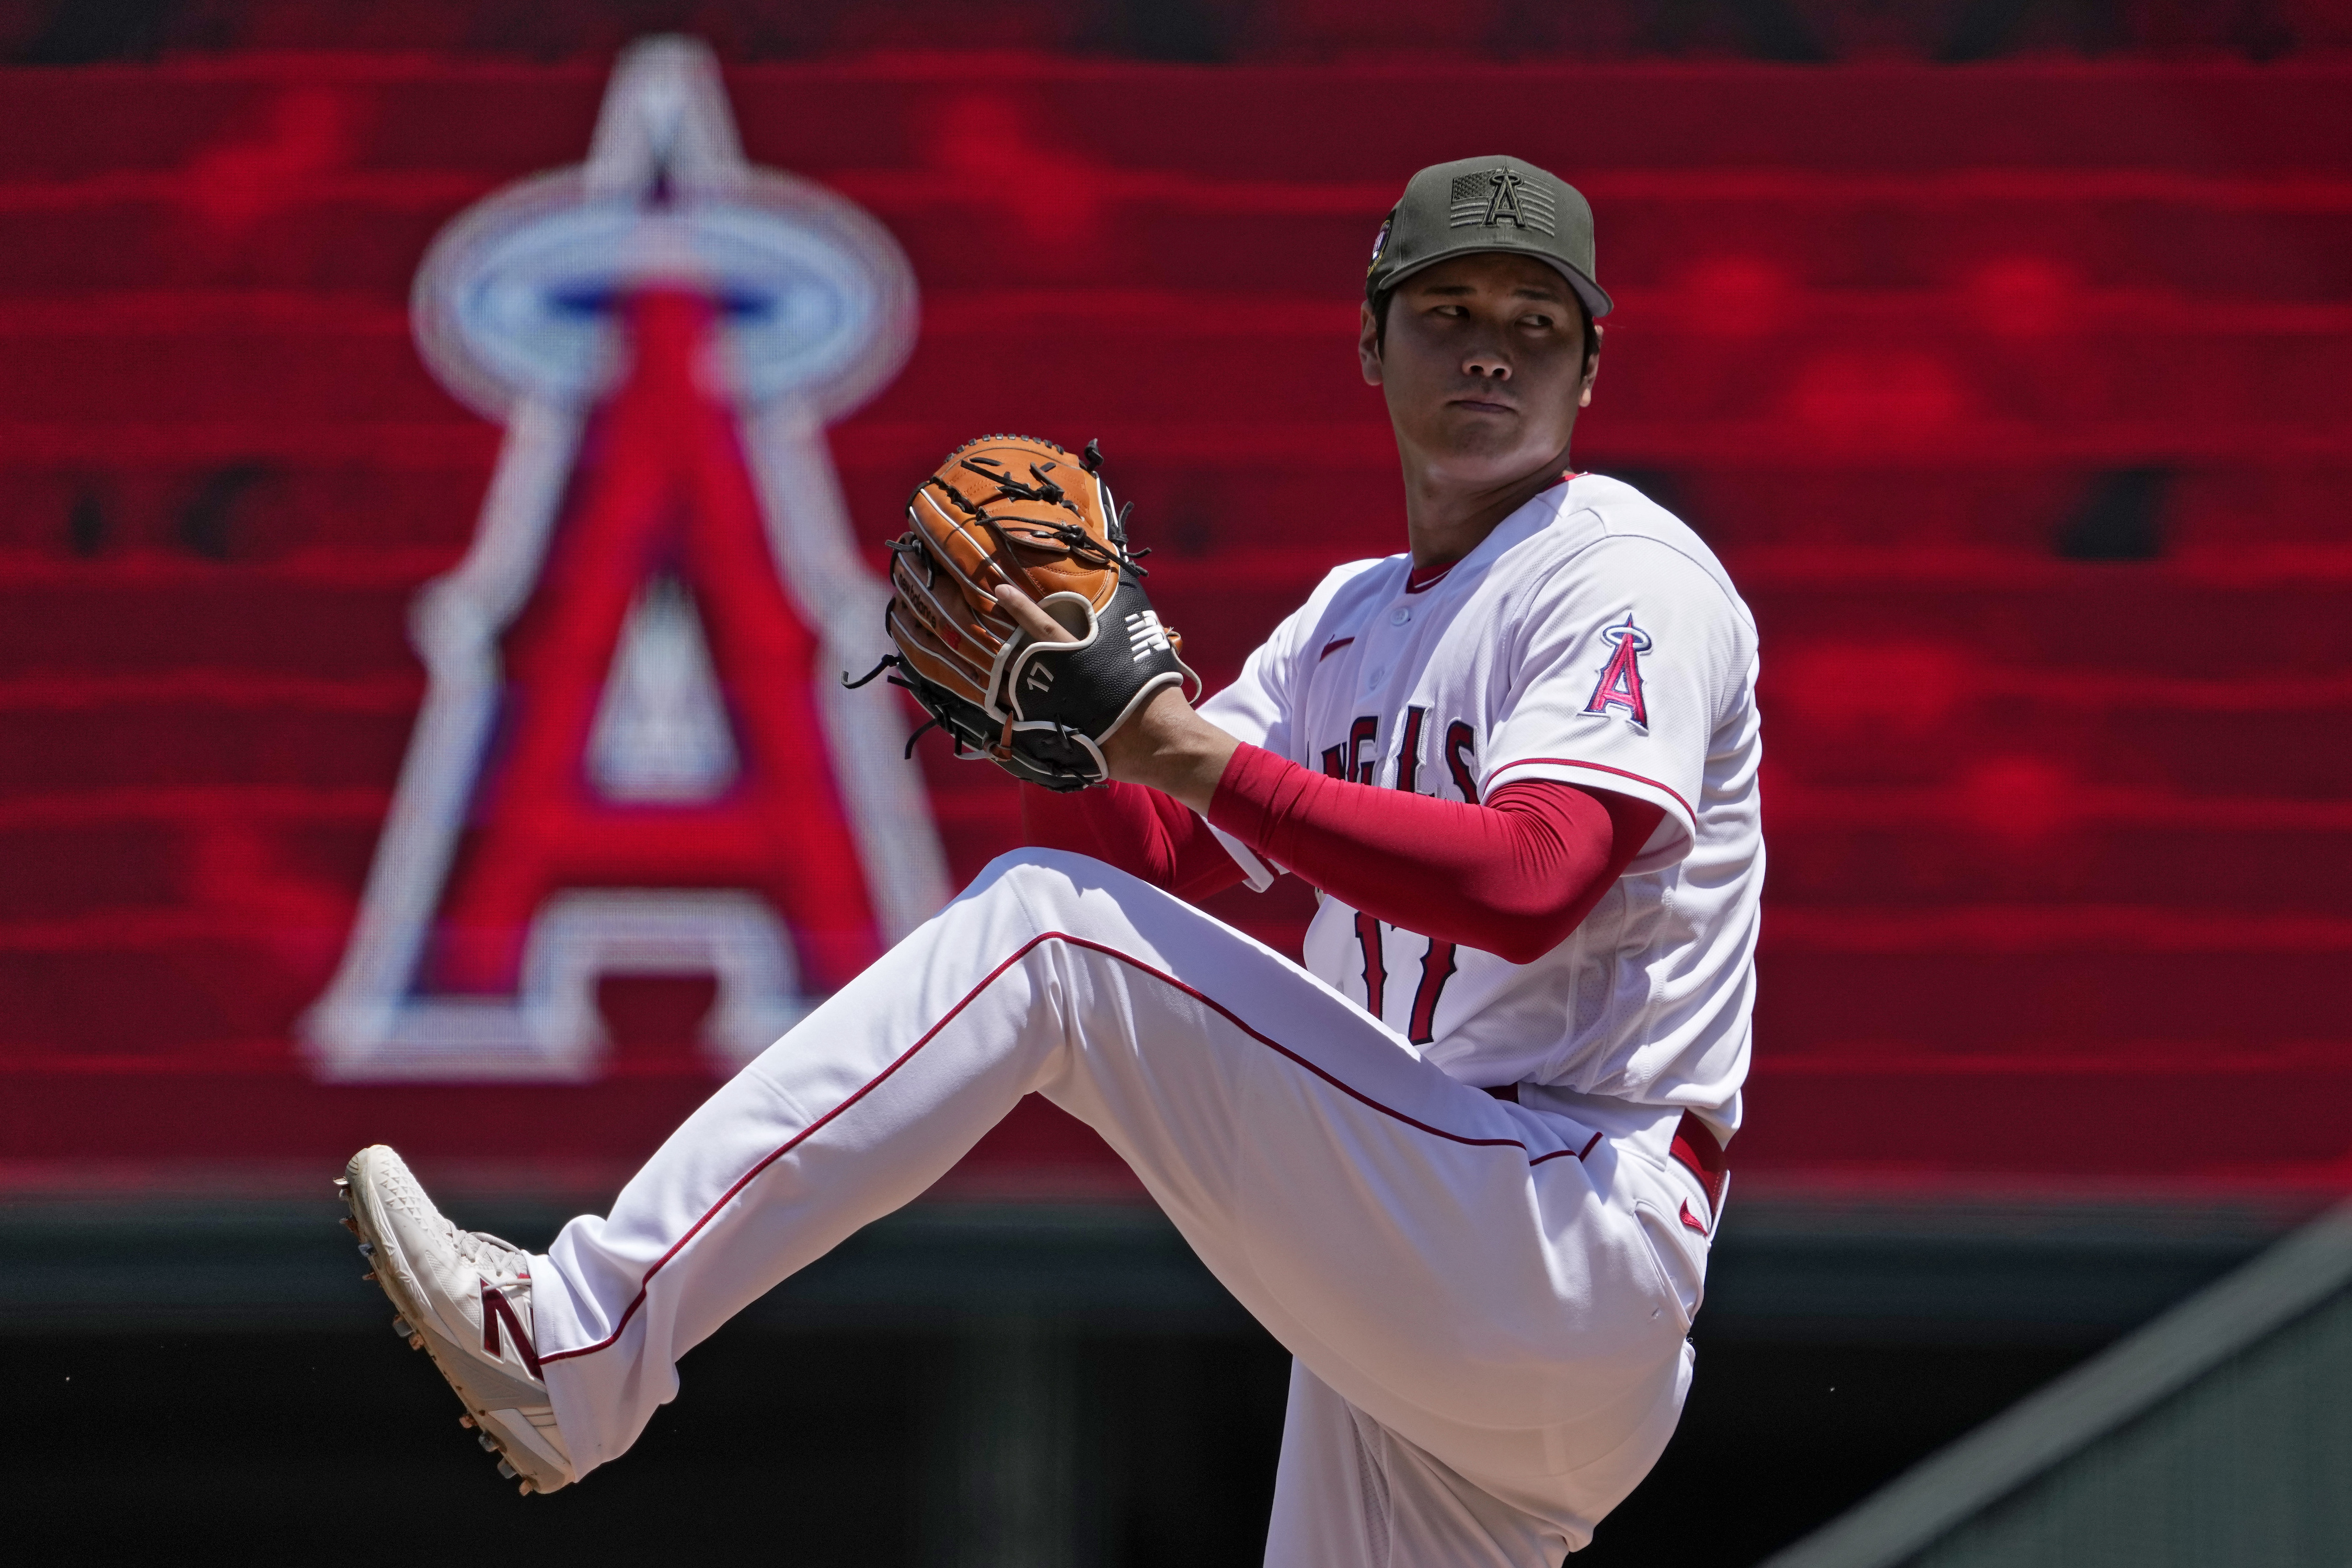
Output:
top-left (1367, 597), bottom-right (1421, 688)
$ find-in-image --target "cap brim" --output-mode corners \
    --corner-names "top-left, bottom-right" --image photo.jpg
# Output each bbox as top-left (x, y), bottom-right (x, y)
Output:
top-left (1380, 249), bottom-right (1613, 320)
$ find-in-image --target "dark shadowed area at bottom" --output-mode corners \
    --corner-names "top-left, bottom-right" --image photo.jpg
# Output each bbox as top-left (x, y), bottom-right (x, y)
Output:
top-left (3, 1185), bottom-right (2296, 1564)
top-left (0, 1324), bottom-right (2084, 1565)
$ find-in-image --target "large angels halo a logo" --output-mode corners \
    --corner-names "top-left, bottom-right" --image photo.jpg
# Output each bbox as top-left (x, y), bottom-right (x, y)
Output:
top-left (305, 38), bottom-right (947, 1081)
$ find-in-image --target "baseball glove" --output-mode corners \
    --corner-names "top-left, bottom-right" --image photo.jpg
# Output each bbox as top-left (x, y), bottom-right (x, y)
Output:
top-left (848, 434), bottom-right (1198, 792)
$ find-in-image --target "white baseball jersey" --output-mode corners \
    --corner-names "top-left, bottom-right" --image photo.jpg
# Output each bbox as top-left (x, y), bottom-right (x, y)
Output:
top-left (1201, 474), bottom-right (1763, 1139)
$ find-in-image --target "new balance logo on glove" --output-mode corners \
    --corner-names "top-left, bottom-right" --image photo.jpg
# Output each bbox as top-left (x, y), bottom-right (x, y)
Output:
top-left (1126, 610), bottom-right (1172, 661)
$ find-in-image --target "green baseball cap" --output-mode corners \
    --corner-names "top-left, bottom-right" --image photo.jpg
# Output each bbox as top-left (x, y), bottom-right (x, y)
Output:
top-left (1365, 155), bottom-right (1612, 319)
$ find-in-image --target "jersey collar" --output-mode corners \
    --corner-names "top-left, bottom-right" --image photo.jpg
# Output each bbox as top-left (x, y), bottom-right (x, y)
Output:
top-left (1401, 472), bottom-right (1580, 595)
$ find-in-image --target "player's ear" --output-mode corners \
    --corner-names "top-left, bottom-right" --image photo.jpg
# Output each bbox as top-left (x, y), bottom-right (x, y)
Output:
top-left (1578, 321), bottom-right (1602, 409)
top-left (1358, 300), bottom-right (1384, 386)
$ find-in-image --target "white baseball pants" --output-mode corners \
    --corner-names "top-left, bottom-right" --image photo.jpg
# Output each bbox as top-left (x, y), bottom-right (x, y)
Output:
top-left (531, 850), bottom-right (1704, 1563)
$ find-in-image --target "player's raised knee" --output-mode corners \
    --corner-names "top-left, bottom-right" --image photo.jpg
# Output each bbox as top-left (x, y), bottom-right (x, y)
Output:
top-left (971, 846), bottom-right (1106, 903)
top-left (967, 847), bottom-right (1162, 915)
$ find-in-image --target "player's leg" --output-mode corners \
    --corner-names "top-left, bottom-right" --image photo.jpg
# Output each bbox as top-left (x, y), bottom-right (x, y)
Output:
top-left (1265, 1360), bottom-right (1576, 1568)
top-left (969, 861), bottom-right (1697, 1543)
top-left (432, 847), bottom-right (1687, 1526)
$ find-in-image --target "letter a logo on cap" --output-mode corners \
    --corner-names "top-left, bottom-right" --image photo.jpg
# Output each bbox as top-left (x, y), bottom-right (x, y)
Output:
top-left (1484, 168), bottom-right (1529, 228)
top-left (304, 39), bottom-right (947, 1082)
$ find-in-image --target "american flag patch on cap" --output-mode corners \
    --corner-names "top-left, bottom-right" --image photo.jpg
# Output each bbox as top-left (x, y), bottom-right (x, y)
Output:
top-left (1447, 167), bottom-right (1558, 235)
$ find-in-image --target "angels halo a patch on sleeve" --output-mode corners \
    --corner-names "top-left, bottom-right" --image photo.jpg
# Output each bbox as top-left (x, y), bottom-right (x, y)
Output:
top-left (1583, 615), bottom-right (1653, 728)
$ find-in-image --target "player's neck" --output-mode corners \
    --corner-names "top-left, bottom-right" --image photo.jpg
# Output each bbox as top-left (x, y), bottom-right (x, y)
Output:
top-left (1397, 447), bottom-right (1572, 569)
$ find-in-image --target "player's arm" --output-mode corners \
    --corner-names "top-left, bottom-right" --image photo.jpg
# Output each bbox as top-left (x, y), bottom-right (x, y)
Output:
top-left (1103, 689), bottom-right (1662, 962)
top-left (996, 570), bottom-right (1661, 950)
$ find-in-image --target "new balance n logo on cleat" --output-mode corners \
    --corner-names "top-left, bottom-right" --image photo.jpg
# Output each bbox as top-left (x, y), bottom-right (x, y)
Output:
top-left (1125, 610), bottom-right (1172, 662)
top-left (481, 1282), bottom-right (544, 1378)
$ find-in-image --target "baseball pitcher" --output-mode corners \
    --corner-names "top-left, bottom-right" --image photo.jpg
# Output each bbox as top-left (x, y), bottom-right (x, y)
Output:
top-left (339, 154), bottom-right (1762, 1566)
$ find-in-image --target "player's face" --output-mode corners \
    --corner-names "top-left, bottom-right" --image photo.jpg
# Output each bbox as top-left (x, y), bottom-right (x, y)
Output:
top-left (1359, 252), bottom-right (1595, 488)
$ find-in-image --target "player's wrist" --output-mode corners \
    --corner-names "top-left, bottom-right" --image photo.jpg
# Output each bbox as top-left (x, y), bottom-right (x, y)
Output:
top-left (1101, 686), bottom-right (1238, 812)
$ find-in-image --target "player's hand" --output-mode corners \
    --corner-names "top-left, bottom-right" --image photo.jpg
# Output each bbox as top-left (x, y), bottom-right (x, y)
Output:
top-left (993, 580), bottom-right (1237, 810)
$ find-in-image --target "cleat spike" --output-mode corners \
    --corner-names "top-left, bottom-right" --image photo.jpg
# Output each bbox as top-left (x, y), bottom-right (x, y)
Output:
top-left (333, 1178), bottom-right (349, 1189)
top-left (356, 1241), bottom-right (374, 1258)
top-left (458, 1414), bottom-right (475, 1430)
top-left (497, 1459), bottom-right (519, 1481)
top-left (341, 1216), bottom-right (360, 1235)
top-left (519, 1480), bottom-right (536, 1496)
top-left (408, 1334), bottom-right (425, 1351)
top-left (361, 1271), bottom-right (376, 1282)
top-left (478, 1433), bottom-right (499, 1452)
top-left (390, 1316), bottom-right (411, 1337)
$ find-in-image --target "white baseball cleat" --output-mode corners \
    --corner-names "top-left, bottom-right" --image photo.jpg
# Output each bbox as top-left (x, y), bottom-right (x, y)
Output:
top-left (339, 1145), bottom-right (575, 1496)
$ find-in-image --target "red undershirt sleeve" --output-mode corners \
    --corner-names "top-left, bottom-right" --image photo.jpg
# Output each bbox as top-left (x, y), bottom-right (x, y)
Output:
top-left (1206, 742), bottom-right (1664, 963)
top-left (1021, 744), bottom-right (1664, 960)
top-left (1019, 781), bottom-right (1246, 903)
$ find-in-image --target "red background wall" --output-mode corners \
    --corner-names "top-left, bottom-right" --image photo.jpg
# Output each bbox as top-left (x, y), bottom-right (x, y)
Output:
top-left (2, 56), bottom-right (2347, 1196)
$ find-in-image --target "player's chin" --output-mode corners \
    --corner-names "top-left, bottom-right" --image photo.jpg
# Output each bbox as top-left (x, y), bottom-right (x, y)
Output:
top-left (1417, 416), bottom-right (1542, 472)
